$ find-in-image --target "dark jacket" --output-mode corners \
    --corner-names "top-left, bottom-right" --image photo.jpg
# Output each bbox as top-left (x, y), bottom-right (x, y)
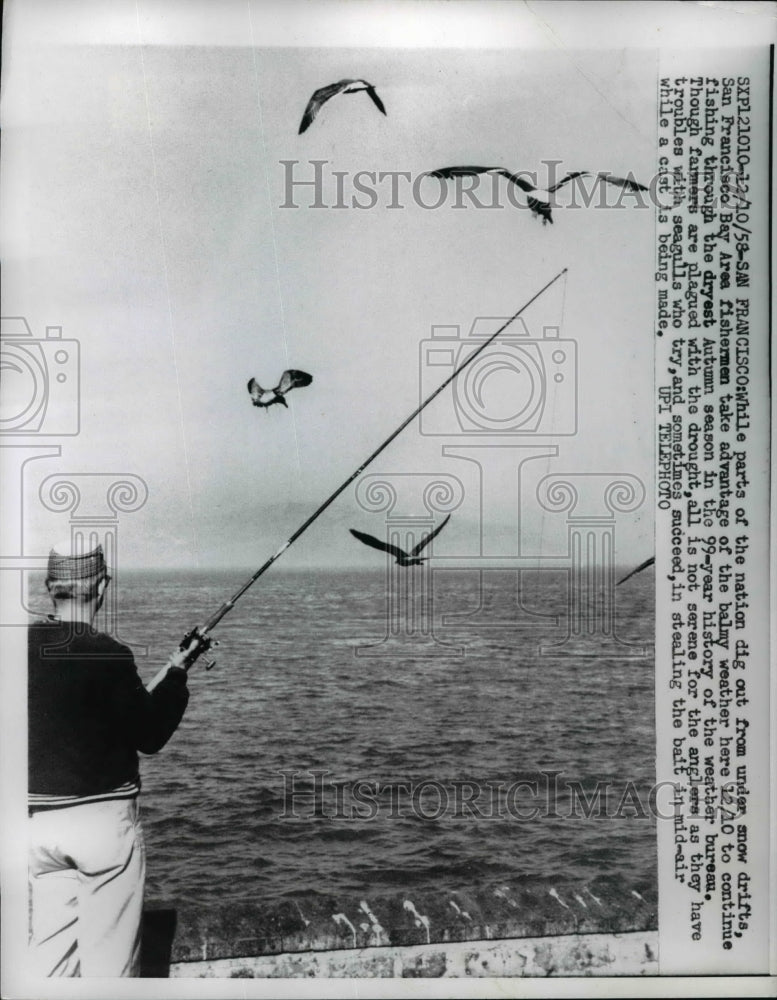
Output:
top-left (28, 621), bottom-right (189, 797)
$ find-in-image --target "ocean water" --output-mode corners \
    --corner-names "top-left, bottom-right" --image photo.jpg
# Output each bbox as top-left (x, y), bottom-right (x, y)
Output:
top-left (39, 567), bottom-right (657, 908)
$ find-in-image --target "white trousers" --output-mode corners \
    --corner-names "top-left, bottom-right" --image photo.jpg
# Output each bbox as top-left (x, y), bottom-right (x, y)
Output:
top-left (28, 798), bottom-right (146, 977)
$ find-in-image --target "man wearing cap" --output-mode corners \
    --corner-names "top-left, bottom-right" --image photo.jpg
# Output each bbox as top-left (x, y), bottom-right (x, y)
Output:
top-left (28, 540), bottom-right (192, 977)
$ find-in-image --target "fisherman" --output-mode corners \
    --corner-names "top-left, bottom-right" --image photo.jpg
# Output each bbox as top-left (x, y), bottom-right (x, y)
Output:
top-left (28, 539), bottom-right (192, 977)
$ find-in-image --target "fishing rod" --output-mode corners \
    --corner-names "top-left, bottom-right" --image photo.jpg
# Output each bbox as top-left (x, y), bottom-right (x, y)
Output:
top-left (147, 266), bottom-right (567, 691)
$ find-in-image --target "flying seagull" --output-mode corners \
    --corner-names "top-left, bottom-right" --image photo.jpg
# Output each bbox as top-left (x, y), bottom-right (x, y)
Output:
top-left (298, 79), bottom-right (386, 134)
top-left (247, 370), bottom-right (313, 410)
top-left (350, 515), bottom-right (451, 566)
top-left (617, 556), bottom-right (655, 586)
top-left (430, 166), bottom-right (555, 223)
top-left (430, 166), bottom-right (648, 225)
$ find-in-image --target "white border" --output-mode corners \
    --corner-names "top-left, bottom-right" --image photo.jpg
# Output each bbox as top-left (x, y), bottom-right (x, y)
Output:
top-left (1, 1), bottom-right (774, 998)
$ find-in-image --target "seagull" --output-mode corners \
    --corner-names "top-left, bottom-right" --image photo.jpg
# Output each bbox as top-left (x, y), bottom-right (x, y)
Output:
top-left (430, 166), bottom-right (554, 223)
top-left (617, 556), bottom-right (655, 586)
top-left (247, 370), bottom-right (313, 410)
top-left (429, 166), bottom-right (648, 224)
top-left (298, 79), bottom-right (386, 134)
top-left (350, 515), bottom-right (451, 566)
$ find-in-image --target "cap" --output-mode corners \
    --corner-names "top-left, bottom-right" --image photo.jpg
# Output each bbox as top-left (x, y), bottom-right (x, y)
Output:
top-left (46, 539), bottom-right (107, 583)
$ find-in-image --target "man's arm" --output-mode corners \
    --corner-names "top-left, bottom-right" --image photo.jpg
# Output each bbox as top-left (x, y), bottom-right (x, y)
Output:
top-left (112, 655), bottom-right (190, 754)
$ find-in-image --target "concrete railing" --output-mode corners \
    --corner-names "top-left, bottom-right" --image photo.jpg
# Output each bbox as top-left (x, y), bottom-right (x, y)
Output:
top-left (142, 874), bottom-right (657, 978)
top-left (171, 930), bottom-right (658, 978)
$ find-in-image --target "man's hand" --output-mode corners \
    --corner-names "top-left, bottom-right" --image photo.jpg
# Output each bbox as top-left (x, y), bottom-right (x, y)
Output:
top-left (146, 628), bottom-right (214, 692)
top-left (171, 629), bottom-right (211, 670)
top-left (168, 639), bottom-right (198, 670)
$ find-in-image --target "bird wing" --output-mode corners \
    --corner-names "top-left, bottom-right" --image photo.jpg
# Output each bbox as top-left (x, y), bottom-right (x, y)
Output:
top-left (432, 167), bottom-right (535, 192)
top-left (546, 171), bottom-right (589, 193)
top-left (276, 370), bottom-right (313, 395)
top-left (349, 528), bottom-right (406, 561)
top-left (617, 556), bottom-right (655, 586)
top-left (412, 514), bottom-right (451, 556)
top-left (431, 167), bottom-right (552, 222)
top-left (247, 378), bottom-right (264, 402)
top-left (595, 172), bottom-right (649, 192)
top-left (365, 85), bottom-right (387, 116)
top-left (503, 171), bottom-right (537, 193)
top-left (298, 81), bottom-right (352, 133)
top-left (429, 165), bottom-right (501, 179)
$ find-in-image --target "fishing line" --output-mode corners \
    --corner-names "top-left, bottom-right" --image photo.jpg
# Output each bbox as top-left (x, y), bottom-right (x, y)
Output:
top-left (530, 268), bottom-right (567, 620)
top-left (147, 267), bottom-right (568, 690)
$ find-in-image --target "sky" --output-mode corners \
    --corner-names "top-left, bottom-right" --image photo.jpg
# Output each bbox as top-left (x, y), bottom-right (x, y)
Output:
top-left (3, 5), bottom-right (658, 570)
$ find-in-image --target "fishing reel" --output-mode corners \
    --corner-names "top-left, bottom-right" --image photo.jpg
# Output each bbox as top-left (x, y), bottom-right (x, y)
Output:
top-left (179, 627), bottom-right (220, 672)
